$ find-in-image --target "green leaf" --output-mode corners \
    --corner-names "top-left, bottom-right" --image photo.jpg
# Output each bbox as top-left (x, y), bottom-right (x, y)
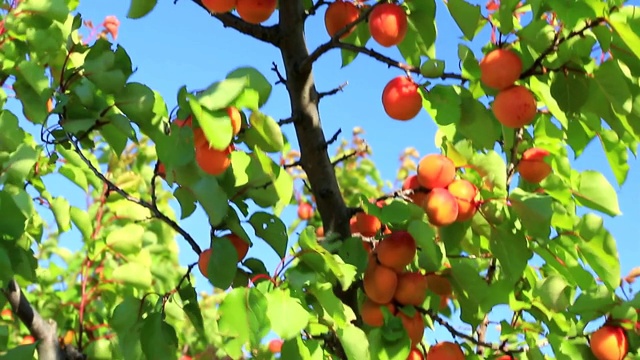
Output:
top-left (50, 197), bottom-right (71, 233)
top-left (112, 262), bottom-right (152, 289)
top-left (218, 288), bottom-right (270, 348)
top-left (341, 23), bottom-right (371, 67)
top-left (1, 143), bottom-right (38, 185)
top-left (608, 12), bottom-right (640, 61)
top-left (127, 0), bottom-right (157, 19)
top-left (367, 327), bottom-right (411, 360)
top-left (106, 224), bottom-right (144, 255)
top-left (0, 111), bottom-right (26, 152)
top-left (569, 285), bottom-right (616, 315)
top-left (470, 150), bottom-right (507, 191)
top-left (420, 59), bottom-right (445, 78)
top-left (140, 313), bottom-right (178, 360)
top-left (85, 339), bottom-right (113, 360)
top-left (576, 213), bottom-right (621, 291)
top-left (188, 176), bottom-right (229, 227)
top-left (155, 124), bottom-right (195, 169)
top-left (0, 247), bottom-right (12, 283)
top-left (423, 85), bottom-right (462, 126)
top-left (249, 212), bottom-right (288, 258)
top-left (0, 190), bottom-right (29, 240)
top-left (266, 289), bottom-right (310, 339)
top-left (178, 282), bottom-right (206, 337)
top-left (0, 343), bottom-right (37, 360)
top-left (337, 325), bottom-right (370, 360)
top-left (196, 77), bottom-right (248, 111)
top-left (59, 164), bottom-right (89, 191)
top-left (188, 96), bottom-right (233, 151)
top-left (517, 19), bottom-right (556, 53)
top-left (206, 237), bottom-right (238, 289)
top-left (299, 228), bottom-right (357, 292)
top-left (572, 170), bottom-right (621, 216)
top-left (510, 188), bottom-right (553, 238)
top-left (405, 0), bottom-right (437, 58)
top-left (20, 0), bottom-right (68, 22)
top-left (550, 72), bottom-right (590, 115)
top-left (599, 129), bottom-right (630, 186)
top-left (446, 0), bottom-right (483, 40)
top-left (489, 227), bottom-right (531, 285)
top-left (173, 187), bottom-right (197, 219)
top-left (535, 275), bottom-right (572, 312)
top-left (226, 67), bottom-right (272, 108)
top-left (408, 220), bottom-right (441, 273)
top-left (458, 93), bottom-right (501, 149)
top-left (70, 206), bottom-right (93, 240)
top-left (244, 111), bottom-right (284, 153)
top-left (115, 82), bottom-right (157, 127)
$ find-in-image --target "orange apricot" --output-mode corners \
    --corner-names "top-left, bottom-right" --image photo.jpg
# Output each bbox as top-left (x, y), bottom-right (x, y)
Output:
top-left (382, 76), bottom-right (422, 121)
top-left (195, 142), bottom-right (233, 176)
top-left (219, 233), bottom-right (250, 261)
top-left (268, 339), bottom-right (283, 353)
top-left (20, 335), bottom-right (35, 345)
top-left (394, 271), bottom-right (428, 306)
top-left (423, 188), bottom-right (459, 227)
top-left (236, 0), bottom-right (276, 24)
top-left (376, 231), bottom-right (417, 272)
top-left (368, 3), bottom-right (408, 47)
top-left (297, 202), bottom-right (314, 220)
top-left (407, 348), bottom-right (425, 360)
top-left (47, 98), bottom-right (54, 112)
top-left (324, 0), bottom-right (360, 39)
top-left (350, 216), bottom-right (359, 234)
top-left (590, 325), bottom-right (628, 360)
top-left (491, 85), bottom-right (537, 128)
top-left (446, 179), bottom-right (478, 222)
top-left (363, 256), bottom-right (398, 304)
top-left (198, 248), bottom-right (212, 278)
top-left (398, 311), bottom-right (425, 347)
top-left (228, 106), bottom-right (243, 136)
top-left (316, 226), bottom-right (324, 237)
top-left (362, 240), bottom-right (373, 253)
top-left (416, 154), bottom-right (456, 189)
top-left (425, 274), bottom-right (452, 297)
top-left (402, 174), bottom-right (428, 207)
top-left (174, 115), bottom-right (193, 128)
top-left (479, 48), bottom-right (523, 90)
top-left (360, 298), bottom-right (396, 327)
top-left (355, 212), bottom-right (382, 237)
top-left (202, 0), bottom-right (236, 13)
top-left (518, 148), bottom-right (552, 183)
top-left (427, 341), bottom-right (465, 360)
top-left (496, 356), bottom-right (515, 360)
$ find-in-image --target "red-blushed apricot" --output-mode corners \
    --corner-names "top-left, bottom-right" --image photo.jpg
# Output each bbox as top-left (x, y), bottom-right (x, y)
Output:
top-left (355, 212), bottom-right (382, 237)
top-left (518, 148), bottom-right (552, 183)
top-left (403, 174), bottom-right (428, 207)
top-left (20, 335), bottom-right (35, 345)
top-left (268, 339), bottom-right (283, 353)
top-left (316, 226), bottom-right (324, 237)
top-left (236, 0), bottom-right (276, 24)
top-left (425, 274), bottom-right (453, 297)
top-left (394, 271), bottom-right (428, 306)
top-left (202, 0), bottom-right (236, 13)
top-left (407, 348), bottom-right (424, 360)
top-left (195, 142), bottom-right (233, 176)
top-left (368, 3), bottom-right (408, 47)
top-left (382, 76), bottom-right (422, 121)
top-left (423, 188), bottom-right (459, 227)
top-left (479, 48), bottom-right (523, 90)
top-left (398, 311), bottom-right (425, 347)
top-left (492, 85), bottom-right (537, 128)
top-left (174, 115), bottom-right (193, 128)
top-left (426, 341), bottom-right (465, 360)
top-left (218, 233), bottom-right (250, 261)
top-left (157, 162), bottom-right (166, 178)
top-left (416, 154), bottom-right (456, 189)
top-left (350, 216), bottom-right (359, 234)
top-left (496, 356), bottom-right (515, 360)
top-left (228, 106), bottom-right (242, 136)
top-left (447, 179), bottom-right (478, 222)
top-left (360, 297), bottom-right (396, 327)
top-left (363, 255), bottom-right (398, 304)
top-left (376, 231), bottom-right (417, 272)
top-left (198, 249), bottom-right (212, 278)
top-left (62, 330), bottom-right (74, 345)
top-left (590, 325), bottom-right (628, 360)
top-left (324, 0), bottom-right (360, 39)
top-left (297, 202), bottom-right (314, 220)
top-left (0, 309), bottom-right (12, 320)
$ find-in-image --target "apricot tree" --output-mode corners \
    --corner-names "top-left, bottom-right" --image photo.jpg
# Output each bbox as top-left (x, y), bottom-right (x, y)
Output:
top-left (2, 0), bottom-right (640, 359)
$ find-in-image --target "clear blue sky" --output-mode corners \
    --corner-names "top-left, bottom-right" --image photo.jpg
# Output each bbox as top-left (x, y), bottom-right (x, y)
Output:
top-left (14, 0), bottom-right (640, 354)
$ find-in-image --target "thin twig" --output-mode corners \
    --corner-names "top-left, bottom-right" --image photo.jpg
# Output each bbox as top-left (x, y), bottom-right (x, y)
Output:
top-left (283, 160), bottom-right (303, 169)
top-left (318, 81), bottom-right (349, 100)
top-left (271, 62), bottom-right (287, 85)
top-left (278, 117), bottom-right (295, 126)
top-left (331, 150), bottom-right (360, 166)
top-left (322, 128), bottom-right (342, 149)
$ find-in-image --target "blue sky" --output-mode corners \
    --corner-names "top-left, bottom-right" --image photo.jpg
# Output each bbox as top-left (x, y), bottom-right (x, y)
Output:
top-left (12, 0), bottom-right (640, 355)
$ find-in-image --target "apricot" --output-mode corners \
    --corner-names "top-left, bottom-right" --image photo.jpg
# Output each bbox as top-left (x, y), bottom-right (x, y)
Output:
top-left (195, 142), bottom-right (233, 176)
top-left (297, 202), bottom-right (314, 220)
top-left (62, 330), bottom-right (75, 345)
top-left (447, 179), bottom-right (478, 222)
top-left (416, 154), bottom-right (456, 189)
top-left (228, 106), bottom-right (242, 136)
top-left (491, 85), bottom-right (537, 128)
top-left (316, 226), bottom-right (324, 237)
top-left (426, 341), bottom-right (465, 360)
top-left (496, 356), bottom-right (515, 360)
top-left (350, 216), bottom-right (359, 234)
top-left (355, 212), bottom-right (382, 237)
top-left (398, 311), bottom-right (425, 347)
top-left (198, 248), bottom-right (212, 278)
top-left (47, 98), bottom-right (54, 112)
top-left (368, 3), bottom-right (408, 47)
top-left (236, 0), bottom-right (276, 24)
top-left (376, 231), bottom-right (417, 272)
top-left (324, 0), bottom-right (360, 39)
top-left (219, 233), bottom-right (250, 261)
top-left (425, 274), bottom-right (452, 297)
top-left (20, 335), bottom-right (35, 345)
top-left (174, 115), bottom-right (193, 128)
top-left (382, 76), bottom-right (422, 121)
top-left (268, 339), bottom-right (283, 353)
top-left (360, 298), bottom-right (396, 327)
top-left (1, 309), bottom-right (12, 320)
top-left (363, 256), bottom-right (398, 304)
top-left (407, 348), bottom-right (424, 360)
top-left (157, 162), bottom-right (166, 178)
top-left (394, 271), bottom-right (428, 306)
top-left (518, 148), bottom-right (552, 183)
top-left (362, 240), bottom-right (373, 253)
top-left (402, 174), bottom-right (428, 207)
top-left (590, 325), bottom-right (628, 360)
top-left (479, 48), bottom-right (523, 90)
top-left (202, 0), bottom-right (236, 13)
top-left (423, 188), bottom-right (459, 227)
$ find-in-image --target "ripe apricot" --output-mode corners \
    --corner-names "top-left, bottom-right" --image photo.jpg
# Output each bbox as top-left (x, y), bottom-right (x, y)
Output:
top-left (47, 98), bottom-right (54, 112)
top-left (407, 348), bottom-right (424, 360)
top-left (198, 248), bottom-right (212, 278)
top-left (360, 298), bottom-right (396, 327)
top-left (350, 216), bottom-right (359, 234)
top-left (236, 0), bottom-right (276, 24)
top-left (416, 154), bottom-right (456, 189)
top-left (394, 271), bottom-right (428, 306)
top-left (518, 148), bottom-right (552, 183)
top-left (590, 325), bottom-right (628, 360)
top-left (425, 274), bottom-right (452, 297)
top-left (297, 202), bottom-right (314, 220)
top-left (368, 3), bottom-right (408, 47)
top-left (479, 48), bottom-right (523, 90)
top-left (268, 339), bottom-right (283, 353)
top-left (195, 142), bottom-right (233, 176)
top-left (363, 256), bottom-right (398, 304)
top-left (324, 1), bottom-right (360, 39)
top-left (20, 335), bottom-right (35, 345)
top-left (202, 0), bottom-right (236, 13)
top-left (447, 179), bottom-right (478, 222)
top-left (362, 240), bottom-right (373, 253)
top-left (423, 188), bottom-right (459, 227)
top-left (174, 115), bottom-right (193, 128)
top-left (492, 85), bottom-right (537, 128)
top-left (427, 341), bottom-right (465, 360)
top-left (316, 226), bottom-right (324, 237)
top-left (496, 356), bottom-right (515, 360)
top-left (355, 212), bottom-right (382, 237)
top-left (382, 76), bottom-right (422, 121)
top-left (402, 174), bottom-right (428, 207)
top-left (219, 233), bottom-right (250, 261)
top-left (376, 231), bottom-right (417, 272)
top-left (228, 106), bottom-right (242, 136)
top-left (398, 311), bottom-right (425, 347)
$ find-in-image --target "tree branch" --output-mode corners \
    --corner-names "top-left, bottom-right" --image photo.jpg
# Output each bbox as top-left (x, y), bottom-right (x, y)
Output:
top-left (318, 81), bottom-right (348, 100)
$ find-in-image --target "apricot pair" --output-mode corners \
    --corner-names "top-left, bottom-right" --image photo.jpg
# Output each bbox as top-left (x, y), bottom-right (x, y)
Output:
top-left (203, 0), bottom-right (276, 23)
top-left (198, 233), bottom-right (250, 278)
top-left (359, 297), bottom-right (424, 346)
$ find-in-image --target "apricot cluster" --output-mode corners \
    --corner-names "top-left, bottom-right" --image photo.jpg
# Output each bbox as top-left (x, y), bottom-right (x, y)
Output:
top-left (360, 231), bottom-right (425, 351)
top-left (202, 0), bottom-right (277, 24)
top-left (479, 48), bottom-right (538, 129)
top-left (404, 154), bottom-right (479, 227)
top-left (198, 233), bottom-right (250, 279)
